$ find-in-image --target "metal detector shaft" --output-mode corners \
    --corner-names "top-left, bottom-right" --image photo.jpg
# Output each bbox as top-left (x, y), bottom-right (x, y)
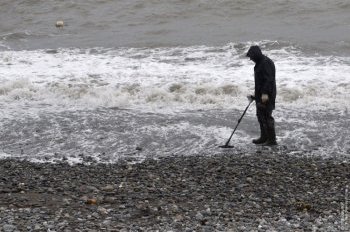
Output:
top-left (223, 100), bottom-right (253, 146)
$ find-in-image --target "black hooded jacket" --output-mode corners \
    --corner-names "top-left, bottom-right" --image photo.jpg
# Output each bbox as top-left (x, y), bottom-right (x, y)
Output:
top-left (247, 46), bottom-right (276, 110)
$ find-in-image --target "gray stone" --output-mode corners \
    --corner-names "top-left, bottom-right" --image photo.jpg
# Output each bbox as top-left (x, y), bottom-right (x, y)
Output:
top-left (3, 224), bottom-right (16, 232)
top-left (101, 185), bottom-right (115, 192)
top-left (195, 212), bottom-right (204, 221)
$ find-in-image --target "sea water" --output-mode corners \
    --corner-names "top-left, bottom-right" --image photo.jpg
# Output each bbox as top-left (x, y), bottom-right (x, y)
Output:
top-left (0, 0), bottom-right (349, 163)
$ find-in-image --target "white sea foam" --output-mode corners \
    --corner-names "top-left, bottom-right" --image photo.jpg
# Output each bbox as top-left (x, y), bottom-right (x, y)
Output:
top-left (0, 43), bottom-right (349, 163)
top-left (0, 44), bottom-right (349, 115)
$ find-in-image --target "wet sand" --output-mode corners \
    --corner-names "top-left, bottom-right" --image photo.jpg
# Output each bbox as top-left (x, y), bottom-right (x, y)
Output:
top-left (1, 151), bottom-right (350, 231)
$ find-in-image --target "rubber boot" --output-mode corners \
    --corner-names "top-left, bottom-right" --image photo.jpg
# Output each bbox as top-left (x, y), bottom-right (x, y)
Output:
top-left (262, 123), bottom-right (277, 146)
top-left (252, 123), bottom-right (267, 144)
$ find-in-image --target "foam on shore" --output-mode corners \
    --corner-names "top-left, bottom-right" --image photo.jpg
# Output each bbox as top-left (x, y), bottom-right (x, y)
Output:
top-left (0, 42), bottom-right (349, 115)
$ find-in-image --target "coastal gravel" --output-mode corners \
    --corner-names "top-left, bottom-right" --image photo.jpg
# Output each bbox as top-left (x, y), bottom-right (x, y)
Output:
top-left (1, 150), bottom-right (350, 231)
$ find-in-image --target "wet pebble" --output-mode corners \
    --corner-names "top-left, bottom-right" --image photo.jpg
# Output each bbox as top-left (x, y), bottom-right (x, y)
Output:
top-left (0, 153), bottom-right (349, 231)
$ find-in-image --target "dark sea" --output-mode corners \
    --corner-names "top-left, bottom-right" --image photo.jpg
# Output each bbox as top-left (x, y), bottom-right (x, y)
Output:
top-left (0, 0), bottom-right (349, 163)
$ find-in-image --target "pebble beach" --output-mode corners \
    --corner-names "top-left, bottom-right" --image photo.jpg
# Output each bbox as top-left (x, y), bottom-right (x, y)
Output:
top-left (1, 150), bottom-right (349, 231)
top-left (1, 1), bottom-right (350, 231)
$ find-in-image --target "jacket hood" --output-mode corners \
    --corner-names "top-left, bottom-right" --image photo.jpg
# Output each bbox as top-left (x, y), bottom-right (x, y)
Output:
top-left (246, 46), bottom-right (263, 63)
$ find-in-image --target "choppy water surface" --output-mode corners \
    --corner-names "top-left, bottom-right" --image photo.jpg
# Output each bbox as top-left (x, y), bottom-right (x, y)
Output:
top-left (1, 0), bottom-right (350, 54)
top-left (0, 1), bottom-right (349, 162)
top-left (1, 107), bottom-right (349, 163)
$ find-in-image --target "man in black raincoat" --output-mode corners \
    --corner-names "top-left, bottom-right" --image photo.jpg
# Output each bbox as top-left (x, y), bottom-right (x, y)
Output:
top-left (247, 45), bottom-right (277, 146)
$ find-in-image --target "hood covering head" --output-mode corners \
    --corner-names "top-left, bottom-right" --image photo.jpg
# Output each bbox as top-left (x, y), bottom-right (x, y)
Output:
top-left (246, 45), bottom-right (263, 63)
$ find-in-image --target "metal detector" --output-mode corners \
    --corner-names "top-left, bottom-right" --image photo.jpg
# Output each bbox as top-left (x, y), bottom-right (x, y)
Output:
top-left (219, 99), bottom-right (253, 148)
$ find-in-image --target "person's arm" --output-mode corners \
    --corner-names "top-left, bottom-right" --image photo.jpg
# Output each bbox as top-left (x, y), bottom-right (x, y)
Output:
top-left (261, 61), bottom-right (275, 103)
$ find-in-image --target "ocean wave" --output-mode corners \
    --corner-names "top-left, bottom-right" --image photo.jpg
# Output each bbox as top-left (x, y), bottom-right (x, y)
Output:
top-left (0, 31), bottom-right (54, 50)
top-left (0, 43), bottom-right (349, 112)
top-left (0, 31), bottom-right (33, 41)
top-left (1, 0), bottom-right (349, 52)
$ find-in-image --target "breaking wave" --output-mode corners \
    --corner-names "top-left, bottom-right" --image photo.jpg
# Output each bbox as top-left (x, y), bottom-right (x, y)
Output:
top-left (0, 42), bottom-right (349, 113)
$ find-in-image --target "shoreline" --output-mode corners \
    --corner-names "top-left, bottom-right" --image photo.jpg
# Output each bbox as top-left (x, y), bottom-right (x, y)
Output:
top-left (1, 152), bottom-right (350, 231)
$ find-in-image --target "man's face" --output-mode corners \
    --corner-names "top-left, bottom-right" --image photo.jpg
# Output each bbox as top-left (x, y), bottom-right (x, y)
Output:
top-left (249, 56), bottom-right (256, 63)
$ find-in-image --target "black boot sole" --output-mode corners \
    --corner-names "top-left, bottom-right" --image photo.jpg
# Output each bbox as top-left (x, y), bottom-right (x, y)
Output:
top-left (253, 141), bottom-right (267, 144)
top-left (252, 138), bottom-right (267, 144)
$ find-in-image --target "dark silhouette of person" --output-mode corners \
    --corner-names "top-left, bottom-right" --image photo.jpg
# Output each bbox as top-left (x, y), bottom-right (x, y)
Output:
top-left (246, 45), bottom-right (277, 146)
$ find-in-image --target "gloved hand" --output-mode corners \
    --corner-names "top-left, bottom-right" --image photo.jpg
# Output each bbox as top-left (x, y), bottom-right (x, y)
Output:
top-left (261, 94), bottom-right (269, 103)
top-left (247, 95), bottom-right (255, 102)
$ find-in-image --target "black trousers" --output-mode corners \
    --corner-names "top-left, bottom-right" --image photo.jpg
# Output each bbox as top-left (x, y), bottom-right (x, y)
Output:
top-left (256, 104), bottom-right (276, 140)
